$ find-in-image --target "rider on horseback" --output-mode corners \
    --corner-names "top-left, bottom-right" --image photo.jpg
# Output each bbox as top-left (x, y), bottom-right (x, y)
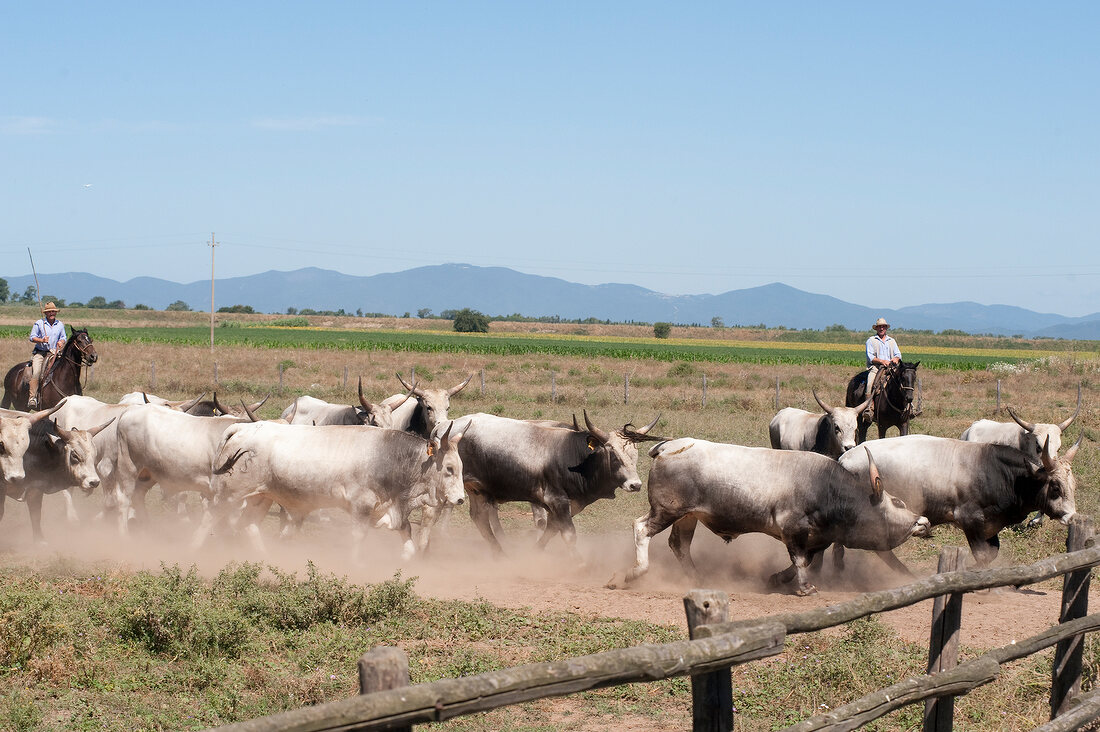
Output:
top-left (864, 317), bottom-right (901, 422)
top-left (27, 302), bottom-right (66, 411)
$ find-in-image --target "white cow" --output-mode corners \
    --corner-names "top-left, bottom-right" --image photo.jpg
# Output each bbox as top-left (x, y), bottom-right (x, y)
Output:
top-left (961, 386), bottom-right (1080, 465)
top-left (279, 378), bottom-right (415, 427)
top-left (769, 390), bottom-right (871, 458)
top-left (390, 372), bottom-right (473, 436)
top-left (192, 421), bottom-right (466, 559)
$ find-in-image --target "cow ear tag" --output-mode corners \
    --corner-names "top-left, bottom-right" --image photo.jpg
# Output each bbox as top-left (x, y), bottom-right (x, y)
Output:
top-left (586, 436), bottom-right (598, 451)
top-left (426, 444), bottom-right (435, 457)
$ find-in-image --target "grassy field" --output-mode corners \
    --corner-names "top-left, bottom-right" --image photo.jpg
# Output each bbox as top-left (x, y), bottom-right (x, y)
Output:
top-left (1, 309), bottom-right (1099, 730)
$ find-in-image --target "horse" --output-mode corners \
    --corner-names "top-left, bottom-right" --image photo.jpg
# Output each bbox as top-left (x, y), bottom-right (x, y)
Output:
top-left (1, 327), bottom-right (98, 412)
top-left (844, 360), bottom-right (921, 443)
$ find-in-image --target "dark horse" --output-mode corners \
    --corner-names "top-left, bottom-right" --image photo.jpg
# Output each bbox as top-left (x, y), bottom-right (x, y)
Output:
top-left (1, 327), bottom-right (98, 412)
top-left (844, 360), bottom-right (921, 443)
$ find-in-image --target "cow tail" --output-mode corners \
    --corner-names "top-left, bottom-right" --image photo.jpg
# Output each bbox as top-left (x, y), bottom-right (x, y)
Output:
top-left (649, 440), bottom-right (692, 460)
top-left (213, 445), bottom-right (249, 475)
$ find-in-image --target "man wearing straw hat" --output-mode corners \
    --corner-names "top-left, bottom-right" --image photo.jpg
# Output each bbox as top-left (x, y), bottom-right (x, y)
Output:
top-left (27, 301), bottom-right (66, 410)
top-left (864, 317), bottom-right (901, 422)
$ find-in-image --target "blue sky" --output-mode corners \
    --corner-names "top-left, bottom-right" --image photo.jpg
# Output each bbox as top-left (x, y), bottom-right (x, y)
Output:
top-left (3, 3), bottom-right (1098, 316)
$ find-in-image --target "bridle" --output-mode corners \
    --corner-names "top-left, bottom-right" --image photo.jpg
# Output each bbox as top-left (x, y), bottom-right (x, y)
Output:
top-left (44, 332), bottom-right (97, 398)
top-left (882, 365), bottom-right (916, 415)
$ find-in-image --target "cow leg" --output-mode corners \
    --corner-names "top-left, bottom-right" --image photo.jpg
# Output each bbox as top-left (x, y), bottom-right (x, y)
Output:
top-left (874, 549), bottom-right (916, 578)
top-left (966, 533), bottom-right (1000, 567)
top-left (531, 504), bottom-right (548, 532)
top-left (239, 497), bottom-right (273, 554)
top-left (467, 492), bottom-right (506, 555)
top-left (25, 488), bottom-right (46, 544)
top-left (770, 547), bottom-right (817, 595)
top-left (668, 516), bottom-right (700, 582)
top-left (58, 489), bottom-right (79, 524)
top-left (607, 512), bottom-right (678, 589)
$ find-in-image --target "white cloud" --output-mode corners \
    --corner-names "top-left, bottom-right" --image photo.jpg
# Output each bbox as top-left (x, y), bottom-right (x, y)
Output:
top-left (251, 115), bottom-right (369, 132)
top-left (1, 116), bottom-right (62, 135)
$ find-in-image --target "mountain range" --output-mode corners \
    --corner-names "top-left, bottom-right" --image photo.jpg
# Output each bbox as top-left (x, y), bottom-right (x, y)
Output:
top-left (5, 264), bottom-right (1100, 339)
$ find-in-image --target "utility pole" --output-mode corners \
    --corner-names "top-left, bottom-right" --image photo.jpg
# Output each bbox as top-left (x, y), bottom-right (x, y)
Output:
top-left (209, 233), bottom-right (217, 352)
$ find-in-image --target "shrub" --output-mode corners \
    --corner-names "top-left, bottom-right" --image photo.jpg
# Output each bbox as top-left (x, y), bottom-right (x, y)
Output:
top-left (270, 317), bottom-right (310, 327)
top-left (0, 579), bottom-right (65, 669)
top-left (166, 300), bottom-right (191, 311)
top-left (653, 322), bottom-right (672, 339)
top-left (133, 303), bottom-right (152, 310)
top-left (453, 308), bottom-right (490, 333)
top-left (218, 304), bottom-right (256, 314)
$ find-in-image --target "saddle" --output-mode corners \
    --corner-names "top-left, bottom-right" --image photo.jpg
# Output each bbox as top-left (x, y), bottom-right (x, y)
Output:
top-left (22, 352), bottom-right (60, 396)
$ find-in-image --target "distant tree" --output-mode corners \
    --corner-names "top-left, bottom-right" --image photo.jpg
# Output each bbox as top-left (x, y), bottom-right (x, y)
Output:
top-left (107, 299), bottom-right (125, 309)
top-left (653, 322), bottom-right (672, 339)
top-left (133, 303), bottom-right (152, 310)
top-left (166, 300), bottom-right (191, 312)
top-left (711, 316), bottom-right (725, 328)
top-left (0, 278), bottom-right (8, 303)
top-left (439, 309), bottom-right (457, 320)
top-left (417, 308), bottom-right (433, 319)
top-left (20, 286), bottom-right (37, 304)
top-left (356, 309), bottom-right (363, 317)
top-left (86, 295), bottom-right (108, 309)
top-left (824, 323), bottom-right (849, 334)
top-left (286, 307), bottom-right (298, 315)
top-left (41, 295), bottom-right (65, 308)
top-left (452, 308), bottom-right (490, 333)
top-left (68, 302), bottom-right (84, 308)
top-left (402, 312), bottom-right (410, 319)
top-left (217, 304), bottom-right (255, 314)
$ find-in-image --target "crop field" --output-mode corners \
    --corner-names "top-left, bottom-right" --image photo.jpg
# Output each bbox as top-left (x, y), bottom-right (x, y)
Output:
top-left (1, 312), bottom-right (1099, 730)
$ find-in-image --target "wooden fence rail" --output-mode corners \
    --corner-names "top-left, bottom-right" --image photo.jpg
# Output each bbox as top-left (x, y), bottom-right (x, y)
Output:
top-left (212, 522), bottom-right (1099, 732)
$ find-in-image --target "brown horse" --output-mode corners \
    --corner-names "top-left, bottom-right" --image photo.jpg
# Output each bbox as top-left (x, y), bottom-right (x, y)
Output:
top-left (2, 327), bottom-right (98, 411)
top-left (845, 360), bottom-right (921, 443)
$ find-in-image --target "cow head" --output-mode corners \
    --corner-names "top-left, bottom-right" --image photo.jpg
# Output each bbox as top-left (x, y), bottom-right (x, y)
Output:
top-left (579, 411), bottom-right (660, 495)
top-left (426, 421), bottom-right (466, 507)
top-left (397, 372), bottom-right (473, 433)
top-left (359, 376), bottom-right (415, 428)
top-left (814, 389), bottom-right (869, 454)
top-left (0, 402), bottom-right (65, 482)
top-left (1032, 435), bottom-right (1081, 524)
top-left (1007, 384), bottom-right (1081, 462)
top-left (846, 447), bottom-right (931, 550)
top-left (44, 417), bottom-right (114, 493)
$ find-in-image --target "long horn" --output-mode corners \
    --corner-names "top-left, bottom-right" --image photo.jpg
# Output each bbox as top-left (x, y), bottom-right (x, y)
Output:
top-left (812, 389), bottom-right (834, 415)
top-left (86, 417), bottom-right (116, 438)
top-left (572, 414), bottom-right (581, 431)
top-left (856, 392), bottom-right (873, 415)
top-left (1006, 406), bottom-right (1036, 433)
top-left (437, 420), bottom-right (454, 450)
top-left (241, 399), bottom-right (260, 422)
top-left (634, 413), bottom-right (661, 435)
top-left (1063, 434), bottom-right (1083, 463)
top-left (176, 393), bottom-right (208, 412)
top-left (583, 410), bottom-right (610, 444)
top-left (447, 373), bottom-right (474, 397)
top-left (212, 392), bottom-right (232, 416)
top-left (52, 419), bottom-right (74, 442)
top-left (866, 447), bottom-right (883, 502)
top-left (396, 371), bottom-right (425, 397)
top-left (1057, 384), bottom-right (1082, 432)
top-left (357, 376), bottom-right (376, 411)
top-left (142, 392), bottom-right (151, 404)
top-left (285, 398), bottom-right (299, 424)
top-left (247, 394), bottom-right (270, 412)
top-left (27, 400), bottom-right (65, 425)
top-left (1040, 435), bottom-right (1056, 472)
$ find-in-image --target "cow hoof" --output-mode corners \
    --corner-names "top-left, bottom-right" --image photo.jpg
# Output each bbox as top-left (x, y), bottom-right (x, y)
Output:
top-left (795, 584), bottom-right (818, 597)
top-left (606, 573), bottom-right (626, 590)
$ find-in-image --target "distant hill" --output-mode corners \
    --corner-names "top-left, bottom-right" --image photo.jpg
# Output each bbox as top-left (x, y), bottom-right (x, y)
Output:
top-left (5, 264), bottom-right (1100, 338)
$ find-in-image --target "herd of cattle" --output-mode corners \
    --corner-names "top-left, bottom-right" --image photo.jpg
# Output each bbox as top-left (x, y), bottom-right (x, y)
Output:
top-left (0, 373), bottom-right (1085, 596)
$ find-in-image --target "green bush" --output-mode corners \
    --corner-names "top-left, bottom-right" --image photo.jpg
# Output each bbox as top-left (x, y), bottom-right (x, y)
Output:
top-left (453, 308), bottom-right (490, 333)
top-left (270, 317), bottom-right (310, 327)
top-left (0, 579), bottom-right (65, 670)
top-left (653, 322), bottom-right (672, 338)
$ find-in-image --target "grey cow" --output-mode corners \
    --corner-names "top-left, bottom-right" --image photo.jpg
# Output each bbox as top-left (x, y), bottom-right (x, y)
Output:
top-left (608, 439), bottom-right (930, 596)
top-left (769, 390), bottom-right (872, 457)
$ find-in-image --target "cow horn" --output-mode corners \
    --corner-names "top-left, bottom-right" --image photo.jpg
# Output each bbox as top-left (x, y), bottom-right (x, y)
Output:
top-left (1040, 435), bottom-right (1056, 472)
top-left (635, 413), bottom-right (661, 435)
top-left (212, 392), bottom-right (232, 416)
top-left (86, 417), bottom-right (116, 438)
top-left (437, 420), bottom-right (454, 450)
top-left (52, 419), bottom-right (74, 442)
top-left (572, 414), bottom-right (581, 432)
top-left (396, 371), bottom-right (425, 397)
top-left (856, 392), bottom-right (873, 415)
top-left (27, 400), bottom-right (65, 425)
top-left (357, 376), bottom-right (376, 411)
top-left (247, 394), bottom-right (270, 412)
top-left (176, 393), bottom-right (208, 412)
top-left (1063, 434), bottom-right (1083, 463)
top-left (865, 447), bottom-right (883, 502)
top-left (241, 399), bottom-right (260, 422)
top-left (1006, 406), bottom-right (1036, 433)
top-left (142, 392), bottom-right (151, 404)
top-left (447, 373), bottom-right (474, 397)
top-left (1057, 384), bottom-right (1082, 432)
top-left (812, 389), bottom-right (835, 415)
top-left (583, 410), bottom-right (609, 444)
top-left (285, 398), bottom-right (299, 424)
top-left (392, 378), bottom-right (417, 409)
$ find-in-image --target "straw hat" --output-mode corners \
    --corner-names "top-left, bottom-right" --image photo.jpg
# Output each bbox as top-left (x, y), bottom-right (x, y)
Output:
top-left (871, 317), bottom-right (889, 330)
top-left (41, 302), bottom-right (59, 314)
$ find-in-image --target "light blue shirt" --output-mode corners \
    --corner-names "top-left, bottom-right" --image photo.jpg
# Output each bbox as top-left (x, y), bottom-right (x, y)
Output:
top-left (30, 318), bottom-right (67, 354)
top-left (866, 334), bottom-right (901, 368)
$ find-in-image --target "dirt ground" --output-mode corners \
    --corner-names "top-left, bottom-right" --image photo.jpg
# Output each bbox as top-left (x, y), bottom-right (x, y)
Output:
top-left (1, 493), bottom-right (1085, 652)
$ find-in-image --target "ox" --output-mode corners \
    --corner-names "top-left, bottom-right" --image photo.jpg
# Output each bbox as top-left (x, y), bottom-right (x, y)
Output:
top-left (390, 372), bottom-right (473, 436)
top-left (838, 434), bottom-right (1079, 566)
top-left (192, 421), bottom-right (466, 559)
top-left (445, 411), bottom-right (659, 557)
top-left (0, 414), bottom-right (112, 543)
top-left (279, 378), bottom-right (415, 427)
top-left (0, 402), bottom-right (66, 482)
top-left (113, 406), bottom-right (249, 535)
top-left (961, 386), bottom-right (1080, 464)
top-left (119, 392), bottom-right (211, 414)
top-left (607, 440), bottom-right (930, 595)
top-left (769, 390), bottom-right (871, 458)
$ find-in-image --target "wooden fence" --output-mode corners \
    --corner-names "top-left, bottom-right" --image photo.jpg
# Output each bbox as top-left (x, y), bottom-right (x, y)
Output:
top-left (213, 516), bottom-right (1100, 732)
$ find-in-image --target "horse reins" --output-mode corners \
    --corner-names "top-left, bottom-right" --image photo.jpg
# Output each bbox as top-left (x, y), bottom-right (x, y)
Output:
top-left (44, 334), bottom-right (96, 399)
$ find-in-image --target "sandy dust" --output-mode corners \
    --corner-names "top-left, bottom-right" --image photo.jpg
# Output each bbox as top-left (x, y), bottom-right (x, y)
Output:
top-left (0, 490), bottom-right (1084, 654)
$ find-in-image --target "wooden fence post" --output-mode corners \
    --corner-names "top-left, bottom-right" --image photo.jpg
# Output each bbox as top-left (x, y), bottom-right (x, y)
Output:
top-left (480, 368), bottom-right (485, 396)
top-left (996, 380), bottom-right (1002, 414)
top-left (702, 373), bottom-right (707, 408)
top-left (624, 373), bottom-right (630, 405)
top-left (775, 376), bottom-right (780, 410)
top-left (551, 372), bottom-right (556, 403)
top-left (1051, 516), bottom-right (1095, 719)
top-left (278, 363), bottom-right (284, 391)
top-left (344, 365), bottom-right (348, 390)
top-left (684, 589), bottom-right (733, 732)
top-left (924, 546), bottom-right (963, 732)
top-left (150, 360), bottom-right (156, 390)
top-left (214, 362), bottom-right (219, 385)
top-left (358, 646), bottom-right (412, 732)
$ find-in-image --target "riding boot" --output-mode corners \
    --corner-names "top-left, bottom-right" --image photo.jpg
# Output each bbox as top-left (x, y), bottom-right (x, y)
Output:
top-left (27, 377), bottom-right (39, 410)
top-left (864, 387), bottom-right (875, 423)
